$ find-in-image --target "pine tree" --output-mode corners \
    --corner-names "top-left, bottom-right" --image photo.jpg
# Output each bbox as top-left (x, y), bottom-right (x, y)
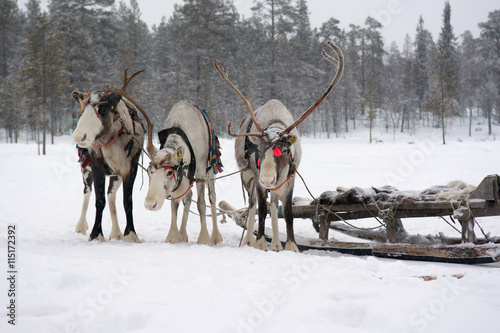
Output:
top-left (22, 1), bottom-right (70, 154)
top-left (251, 0), bottom-right (295, 100)
top-left (438, 1), bottom-right (458, 105)
top-left (414, 16), bottom-right (433, 111)
top-left (479, 10), bottom-right (500, 131)
top-left (428, 41), bottom-right (457, 144)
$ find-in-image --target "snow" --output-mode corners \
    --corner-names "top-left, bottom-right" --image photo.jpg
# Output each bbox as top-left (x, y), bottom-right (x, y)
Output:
top-left (1, 121), bottom-right (500, 333)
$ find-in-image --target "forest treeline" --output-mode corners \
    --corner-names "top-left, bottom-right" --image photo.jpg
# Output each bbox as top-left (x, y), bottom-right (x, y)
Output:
top-left (1, 0), bottom-right (500, 152)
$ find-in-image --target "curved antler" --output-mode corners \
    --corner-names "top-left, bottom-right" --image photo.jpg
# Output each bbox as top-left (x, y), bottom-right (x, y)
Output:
top-left (227, 121), bottom-right (263, 138)
top-left (282, 41), bottom-right (344, 135)
top-left (215, 59), bottom-right (263, 135)
top-left (105, 68), bottom-right (156, 157)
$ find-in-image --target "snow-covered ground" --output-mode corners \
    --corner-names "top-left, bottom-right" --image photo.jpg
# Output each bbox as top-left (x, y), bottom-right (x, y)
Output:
top-left (1, 120), bottom-right (500, 333)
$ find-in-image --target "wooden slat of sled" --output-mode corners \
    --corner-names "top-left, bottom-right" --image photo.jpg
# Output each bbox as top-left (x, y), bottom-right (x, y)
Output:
top-left (289, 199), bottom-right (500, 221)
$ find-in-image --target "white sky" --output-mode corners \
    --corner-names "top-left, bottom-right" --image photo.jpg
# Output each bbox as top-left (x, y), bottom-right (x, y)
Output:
top-left (19, 0), bottom-right (500, 48)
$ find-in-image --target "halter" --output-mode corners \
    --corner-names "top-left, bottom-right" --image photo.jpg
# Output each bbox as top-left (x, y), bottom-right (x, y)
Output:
top-left (245, 125), bottom-right (296, 192)
top-left (148, 162), bottom-right (194, 201)
top-left (86, 102), bottom-right (130, 149)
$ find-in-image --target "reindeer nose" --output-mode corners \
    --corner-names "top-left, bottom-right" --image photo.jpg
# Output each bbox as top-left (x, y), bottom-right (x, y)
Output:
top-left (260, 175), bottom-right (276, 189)
top-left (144, 196), bottom-right (161, 211)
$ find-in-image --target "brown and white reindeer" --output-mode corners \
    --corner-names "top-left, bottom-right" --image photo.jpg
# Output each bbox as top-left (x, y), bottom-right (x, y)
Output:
top-left (72, 69), bottom-right (155, 242)
top-left (144, 101), bottom-right (224, 245)
top-left (215, 41), bottom-right (344, 252)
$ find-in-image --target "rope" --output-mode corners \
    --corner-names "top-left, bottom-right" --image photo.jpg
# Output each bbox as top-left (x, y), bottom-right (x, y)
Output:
top-left (166, 183), bottom-right (194, 201)
top-left (92, 129), bottom-right (126, 148)
top-left (214, 167), bottom-right (248, 180)
top-left (295, 170), bottom-right (384, 231)
top-left (440, 216), bottom-right (462, 234)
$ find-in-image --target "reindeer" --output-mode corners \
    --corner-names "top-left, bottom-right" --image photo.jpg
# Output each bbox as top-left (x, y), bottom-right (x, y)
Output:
top-left (144, 101), bottom-right (224, 245)
top-left (72, 70), bottom-right (155, 242)
top-left (215, 41), bottom-right (344, 252)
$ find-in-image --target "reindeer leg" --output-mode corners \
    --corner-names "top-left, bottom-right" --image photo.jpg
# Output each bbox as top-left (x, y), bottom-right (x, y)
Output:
top-left (179, 190), bottom-right (192, 242)
top-left (255, 186), bottom-right (269, 251)
top-left (76, 167), bottom-right (92, 235)
top-left (269, 193), bottom-right (283, 252)
top-left (196, 181), bottom-right (213, 245)
top-left (208, 177), bottom-right (223, 245)
top-left (89, 166), bottom-right (106, 242)
top-left (122, 166), bottom-right (141, 243)
top-left (283, 183), bottom-right (298, 252)
top-left (108, 176), bottom-right (123, 240)
top-left (166, 198), bottom-right (182, 243)
top-left (242, 177), bottom-right (256, 247)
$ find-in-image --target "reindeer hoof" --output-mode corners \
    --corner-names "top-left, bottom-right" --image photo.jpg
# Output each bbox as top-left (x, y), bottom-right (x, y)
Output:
top-left (211, 231), bottom-right (223, 245)
top-left (89, 233), bottom-right (105, 242)
top-left (165, 233), bottom-right (182, 244)
top-left (179, 232), bottom-right (188, 243)
top-left (269, 239), bottom-right (283, 252)
top-left (109, 230), bottom-right (123, 241)
top-left (285, 241), bottom-right (299, 253)
top-left (123, 232), bottom-right (141, 243)
top-left (75, 220), bottom-right (88, 235)
top-left (255, 237), bottom-right (268, 251)
top-left (242, 234), bottom-right (256, 247)
top-left (197, 229), bottom-right (213, 245)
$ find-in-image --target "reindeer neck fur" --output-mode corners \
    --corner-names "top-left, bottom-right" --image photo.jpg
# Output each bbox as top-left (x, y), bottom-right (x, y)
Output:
top-left (163, 100), bottom-right (211, 179)
top-left (88, 97), bottom-right (144, 178)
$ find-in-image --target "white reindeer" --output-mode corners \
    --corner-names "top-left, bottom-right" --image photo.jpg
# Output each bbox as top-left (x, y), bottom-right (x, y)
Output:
top-left (144, 101), bottom-right (223, 245)
top-left (215, 41), bottom-right (344, 252)
top-left (72, 69), bottom-right (155, 242)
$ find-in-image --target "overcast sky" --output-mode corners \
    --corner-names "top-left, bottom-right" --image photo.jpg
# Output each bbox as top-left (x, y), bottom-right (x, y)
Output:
top-left (19, 0), bottom-right (500, 48)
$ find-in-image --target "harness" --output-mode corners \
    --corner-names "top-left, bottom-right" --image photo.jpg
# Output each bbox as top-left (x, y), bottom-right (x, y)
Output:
top-left (196, 106), bottom-right (223, 174)
top-left (150, 106), bottom-right (224, 200)
top-left (158, 127), bottom-right (197, 184)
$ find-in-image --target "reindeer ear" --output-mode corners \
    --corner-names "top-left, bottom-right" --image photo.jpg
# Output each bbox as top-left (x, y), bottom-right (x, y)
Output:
top-left (106, 93), bottom-right (122, 109)
top-left (176, 146), bottom-right (184, 160)
top-left (289, 135), bottom-right (297, 145)
top-left (72, 89), bottom-right (83, 102)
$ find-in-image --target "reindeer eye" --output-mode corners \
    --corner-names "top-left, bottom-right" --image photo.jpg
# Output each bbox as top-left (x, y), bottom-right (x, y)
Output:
top-left (166, 170), bottom-right (173, 177)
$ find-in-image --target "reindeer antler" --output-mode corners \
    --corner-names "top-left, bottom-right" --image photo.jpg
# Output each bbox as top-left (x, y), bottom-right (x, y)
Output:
top-left (215, 59), bottom-right (263, 136)
top-left (105, 68), bottom-right (156, 157)
top-left (227, 121), bottom-right (263, 138)
top-left (282, 41), bottom-right (344, 135)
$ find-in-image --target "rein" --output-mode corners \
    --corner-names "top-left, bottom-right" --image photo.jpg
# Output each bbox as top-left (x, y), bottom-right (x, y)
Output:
top-left (166, 182), bottom-right (194, 201)
top-left (92, 129), bottom-right (126, 148)
top-left (268, 172), bottom-right (295, 192)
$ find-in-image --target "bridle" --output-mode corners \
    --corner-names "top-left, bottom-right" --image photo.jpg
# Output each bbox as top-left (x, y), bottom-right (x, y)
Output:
top-left (148, 161), bottom-right (194, 201)
top-left (246, 135), bottom-right (296, 192)
top-left (78, 94), bottom-right (130, 149)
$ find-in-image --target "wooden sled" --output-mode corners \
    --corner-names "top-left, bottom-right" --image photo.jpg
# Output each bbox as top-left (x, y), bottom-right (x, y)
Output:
top-left (219, 175), bottom-right (500, 264)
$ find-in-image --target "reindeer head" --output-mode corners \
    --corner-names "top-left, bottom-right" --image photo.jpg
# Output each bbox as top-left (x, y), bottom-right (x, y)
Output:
top-left (144, 150), bottom-right (183, 210)
top-left (72, 69), bottom-right (156, 155)
top-left (216, 41), bottom-right (344, 190)
top-left (250, 115), bottom-right (300, 189)
top-left (72, 90), bottom-right (124, 148)
top-left (144, 130), bottom-right (193, 210)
